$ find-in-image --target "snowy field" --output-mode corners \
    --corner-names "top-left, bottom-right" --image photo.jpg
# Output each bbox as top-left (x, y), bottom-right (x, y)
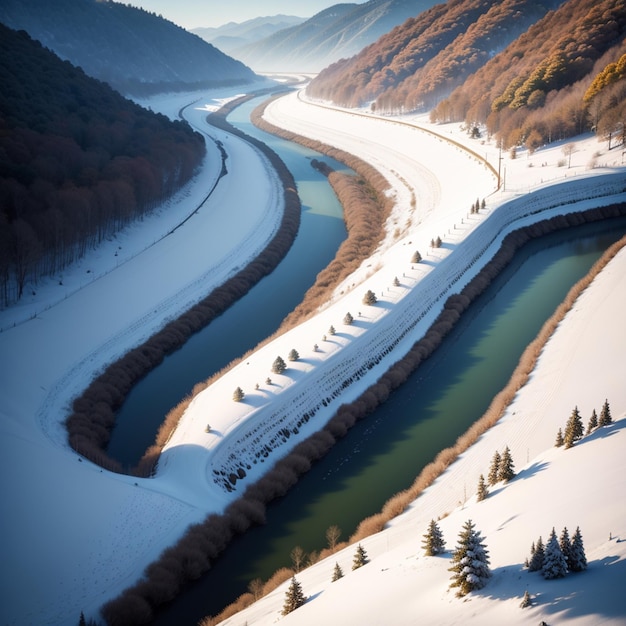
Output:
top-left (0, 82), bottom-right (625, 625)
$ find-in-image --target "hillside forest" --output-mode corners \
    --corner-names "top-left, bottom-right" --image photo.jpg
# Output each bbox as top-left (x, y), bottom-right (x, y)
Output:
top-left (0, 25), bottom-right (206, 307)
top-left (308, 0), bottom-right (626, 153)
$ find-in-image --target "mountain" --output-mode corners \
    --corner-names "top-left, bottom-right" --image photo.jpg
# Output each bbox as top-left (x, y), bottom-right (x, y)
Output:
top-left (192, 15), bottom-right (306, 57)
top-left (0, 23), bottom-right (207, 305)
top-left (0, 0), bottom-right (258, 96)
top-left (230, 0), bottom-right (440, 73)
top-left (307, 0), bottom-right (565, 108)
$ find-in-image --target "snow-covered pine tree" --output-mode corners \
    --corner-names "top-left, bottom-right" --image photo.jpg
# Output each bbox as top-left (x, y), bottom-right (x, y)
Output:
top-left (555, 427), bottom-right (564, 447)
top-left (586, 409), bottom-right (598, 435)
top-left (528, 536), bottom-right (545, 572)
top-left (564, 406), bottom-right (584, 448)
top-left (520, 590), bottom-right (532, 608)
top-left (352, 544), bottom-right (369, 570)
top-left (488, 450), bottom-right (501, 485)
top-left (542, 528), bottom-right (568, 579)
top-left (598, 398), bottom-right (612, 427)
top-left (331, 562), bottom-right (344, 582)
top-left (569, 526), bottom-right (587, 572)
top-left (559, 527), bottom-right (572, 570)
top-left (288, 348), bottom-right (299, 361)
top-left (476, 474), bottom-right (489, 501)
top-left (422, 519), bottom-right (446, 556)
top-left (232, 386), bottom-right (244, 402)
top-left (272, 355), bottom-right (286, 374)
top-left (448, 519), bottom-right (491, 597)
top-left (282, 576), bottom-right (306, 615)
top-left (498, 446), bottom-right (515, 482)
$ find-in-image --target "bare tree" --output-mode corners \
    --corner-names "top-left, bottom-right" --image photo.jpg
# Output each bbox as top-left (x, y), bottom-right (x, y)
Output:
top-left (290, 546), bottom-right (306, 573)
top-left (326, 525), bottom-right (342, 552)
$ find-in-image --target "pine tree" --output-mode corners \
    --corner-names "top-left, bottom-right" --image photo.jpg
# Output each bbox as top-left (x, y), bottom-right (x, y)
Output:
top-left (586, 409), bottom-right (598, 435)
top-left (598, 399), bottom-right (612, 427)
top-left (393, 276), bottom-right (400, 287)
top-left (271, 355), bottom-right (286, 374)
top-left (282, 576), bottom-right (306, 615)
top-left (232, 386), bottom-right (245, 402)
top-left (528, 536), bottom-right (545, 572)
top-left (331, 562), bottom-right (344, 582)
top-left (288, 348), bottom-right (299, 361)
top-left (328, 325), bottom-right (336, 335)
top-left (422, 519), bottom-right (446, 556)
top-left (520, 590), bottom-right (532, 608)
top-left (488, 450), bottom-right (501, 485)
top-left (476, 474), bottom-right (489, 502)
top-left (435, 235), bottom-right (442, 248)
top-left (498, 446), bottom-right (515, 482)
top-left (542, 528), bottom-right (568, 579)
top-left (555, 427), bottom-right (564, 447)
top-left (343, 312), bottom-right (354, 325)
top-left (362, 289), bottom-right (377, 305)
top-left (564, 406), bottom-right (584, 448)
top-left (352, 544), bottom-right (369, 570)
top-left (569, 526), bottom-right (587, 572)
top-left (559, 527), bottom-right (572, 570)
top-left (448, 519), bottom-right (491, 596)
top-left (79, 612), bottom-right (87, 626)
top-left (411, 250), bottom-right (422, 263)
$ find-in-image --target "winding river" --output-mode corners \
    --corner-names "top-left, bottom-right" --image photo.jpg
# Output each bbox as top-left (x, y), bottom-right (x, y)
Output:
top-left (112, 98), bottom-right (626, 623)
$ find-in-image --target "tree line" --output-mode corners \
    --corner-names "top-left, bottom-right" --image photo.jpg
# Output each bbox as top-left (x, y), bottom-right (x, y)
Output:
top-left (0, 24), bottom-right (206, 305)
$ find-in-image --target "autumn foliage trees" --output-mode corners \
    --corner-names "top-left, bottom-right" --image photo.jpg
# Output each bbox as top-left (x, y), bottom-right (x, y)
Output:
top-left (0, 25), bottom-right (206, 305)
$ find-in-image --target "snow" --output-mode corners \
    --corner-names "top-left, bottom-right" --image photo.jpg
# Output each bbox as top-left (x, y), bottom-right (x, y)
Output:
top-left (1, 81), bottom-right (625, 625)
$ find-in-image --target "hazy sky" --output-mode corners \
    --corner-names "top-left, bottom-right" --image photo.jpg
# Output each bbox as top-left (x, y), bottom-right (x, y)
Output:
top-left (127, 1), bottom-right (367, 29)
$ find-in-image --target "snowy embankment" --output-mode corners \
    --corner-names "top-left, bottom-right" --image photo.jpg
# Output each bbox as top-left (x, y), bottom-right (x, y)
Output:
top-left (0, 81), bottom-right (624, 626)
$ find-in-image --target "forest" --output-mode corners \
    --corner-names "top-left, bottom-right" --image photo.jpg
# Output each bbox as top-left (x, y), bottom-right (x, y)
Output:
top-left (307, 0), bottom-right (626, 153)
top-left (0, 25), bottom-right (206, 306)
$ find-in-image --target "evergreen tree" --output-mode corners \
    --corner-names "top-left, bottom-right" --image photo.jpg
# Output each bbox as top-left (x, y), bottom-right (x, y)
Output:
top-left (542, 528), bottom-right (568, 579)
top-left (586, 409), bottom-right (598, 435)
top-left (481, 198), bottom-right (486, 211)
top-left (282, 576), bottom-right (306, 615)
top-left (271, 355), bottom-right (286, 374)
top-left (520, 590), bottom-right (532, 608)
top-left (598, 398), bottom-right (612, 427)
top-left (476, 474), bottom-right (489, 502)
top-left (569, 526), bottom-right (587, 572)
top-left (362, 289), bottom-right (377, 305)
top-left (393, 276), bottom-right (400, 287)
top-left (422, 519), bottom-right (446, 556)
top-left (528, 536), bottom-right (545, 572)
top-left (331, 562), bottom-right (344, 582)
top-left (449, 519), bottom-right (491, 597)
top-left (79, 612), bottom-right (87, 626)
top-left (555, 427), bottom-right (564, 447)
top-left (232, 386), bottom-right (244, 402)
top-left (564, 406), bottom-right (584, 448)
top-left (435, 235), bottom-right (442, 248)
top-left (328, 325), bottom-right (336, 336)
top-left (411, 250), bottom-right (422, 263)
top-left (343, 312), bottom-right (354, 325)
top-left (498, 446), bottom-right (515, 482)
top-left (352, 544), bottom-right (369, 570)
top-left (559, 527), bottom-right (572, 569)
top-left (288, 348), bottom-right (300, 361)
top-left (488, 450), bottom-right (501, 485)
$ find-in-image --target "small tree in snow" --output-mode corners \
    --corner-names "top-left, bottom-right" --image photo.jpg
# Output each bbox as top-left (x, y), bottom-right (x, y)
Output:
top-left (555, 427), bottom-right (564, 447)
top-left (498, 446), bottom-right (515, 482)
top-left (232, 386), bottom-right (245, 402)
top-left (328, 325), bottom-right (336, 336)
top-left (586, 409), bottom-right (598, 435)
top-left (435, 235), bottom-right (442, 248)
top-left (542, 528), bottom-right (568, 579)
top-left (476, 474), bottom-right (489, 502)
top-left (352, 544), bottom-right (369, 570)
top-left (282, 576), bottom-right (306, 615)
top-left (362, 289), bottom-right (377, 306)
top-left (411, 250), bottom-right (422, 263)
top-left (393, 276), bottom-right (400, 287)
top-left (520, 590), bottom-right (532, 608)
top-left (564, 406), bottom-right (584, 448)
top-left (598, 398), bottom-right (612, 427)
top-left (527, 536), bottom-right (545, 572)
top-left (422, 519), bottom-right (446, 556)
top-left (288, 348), bottom-right (299, 361)
top-left (331, 562), bottom-right (344, 582)
top-left (559, 527), bottom-right (572, 569)
top-left (569, 526), bottom-right (587, 572)
top-left (272, 355), bottom-right (286, 374)
top-left (343, 312), bottom-right (354, 325)
top-left (448, 519), bottom-right (491, 596)
top-left (488, 450), bottom-right (501, 485)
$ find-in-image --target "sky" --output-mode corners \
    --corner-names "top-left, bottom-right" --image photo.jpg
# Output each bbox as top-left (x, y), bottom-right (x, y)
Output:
top-left (127, 0), bottom-right (367, 29)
